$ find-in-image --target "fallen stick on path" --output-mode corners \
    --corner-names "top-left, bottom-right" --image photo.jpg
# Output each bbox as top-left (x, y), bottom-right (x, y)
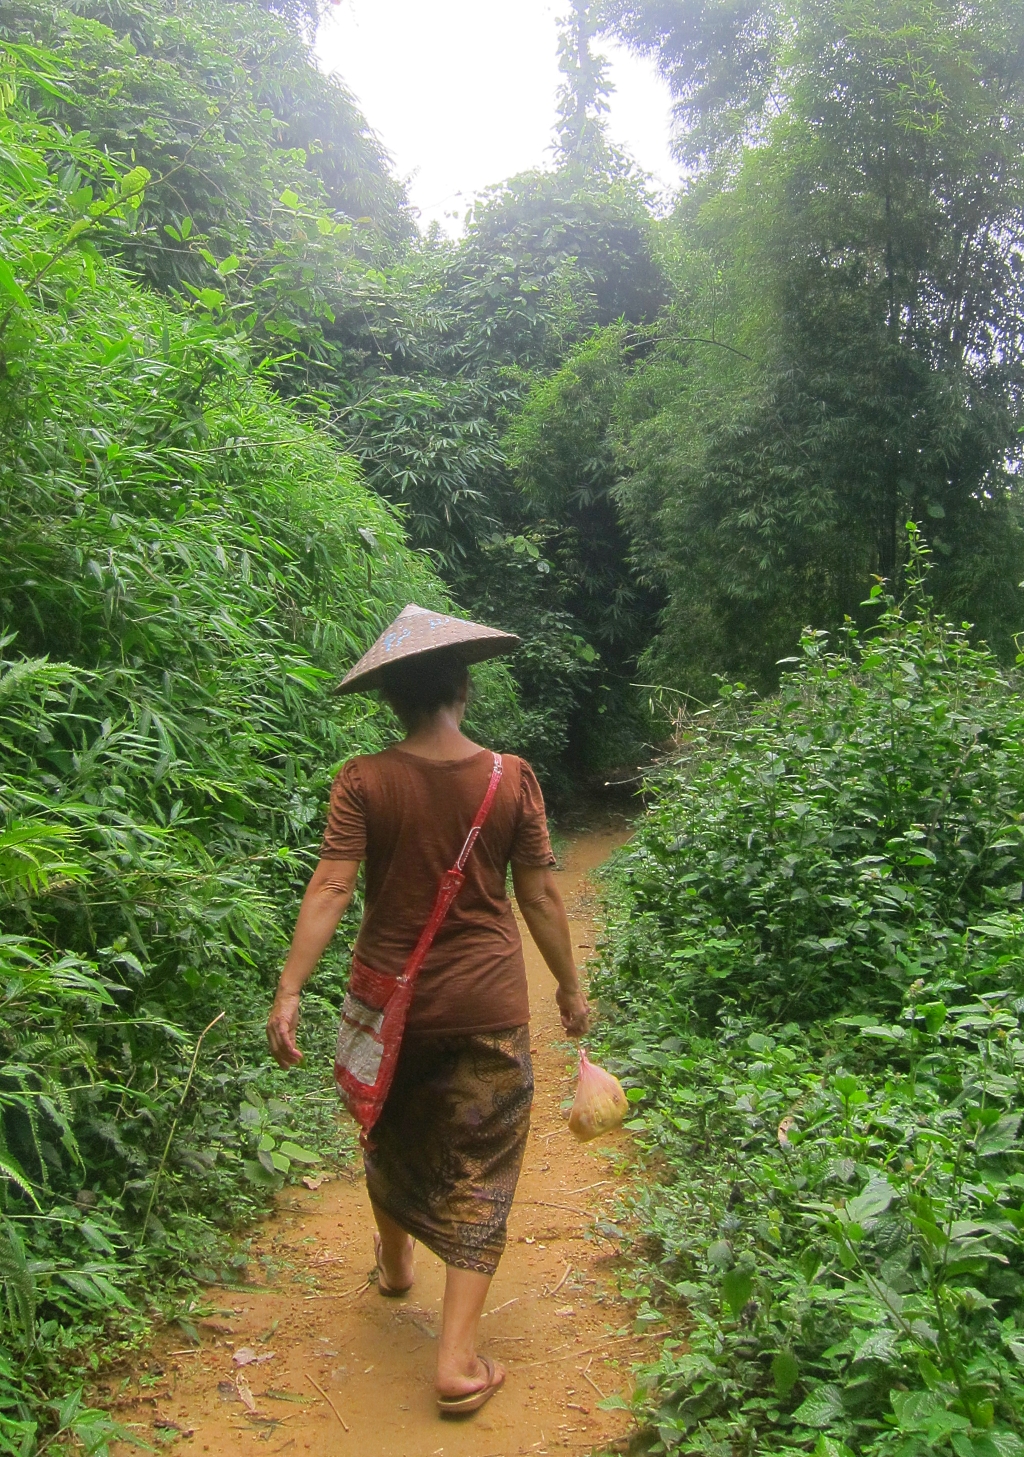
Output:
top-left (579, 1356), bottom-right (606, 1400)
top-left (522, 1199), bottom-right (588, 1217)
top-left (303, 1280), bottom-right (369, 1301)
top-left (511, 1342), bottom-right (570, 1367)
top-left (305, 1375), bottom-right (349, 1433)
top-left (546, 1263), bottom-right (572, 1297)
top-left (481, 1296), bottom-right (519, 1318)
top-left (512, 1331), bottom-right (661, 1370)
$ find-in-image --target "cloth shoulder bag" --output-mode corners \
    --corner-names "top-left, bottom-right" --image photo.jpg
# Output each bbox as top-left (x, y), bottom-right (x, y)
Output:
top-left (333, 752), bottom-right (503, 1144)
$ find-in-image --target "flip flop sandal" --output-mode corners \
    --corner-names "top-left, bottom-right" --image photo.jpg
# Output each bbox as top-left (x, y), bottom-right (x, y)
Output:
top-left (372, 1233), bottom-right (414, 1297)
top-left (437, 1355), bottom-right (505, 1417)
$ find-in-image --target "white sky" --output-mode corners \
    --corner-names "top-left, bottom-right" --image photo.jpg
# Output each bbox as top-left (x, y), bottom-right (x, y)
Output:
top-left (315, 0), bottom-right (678, 234)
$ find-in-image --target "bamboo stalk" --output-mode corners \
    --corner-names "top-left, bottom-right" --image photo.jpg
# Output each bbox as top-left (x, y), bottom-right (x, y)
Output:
top-left (139, 1012), bottom-right (225, 1243)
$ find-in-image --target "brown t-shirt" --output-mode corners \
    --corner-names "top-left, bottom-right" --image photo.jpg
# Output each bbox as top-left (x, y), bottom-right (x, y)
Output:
top-left (319, 747), bottom-right (554, 1035)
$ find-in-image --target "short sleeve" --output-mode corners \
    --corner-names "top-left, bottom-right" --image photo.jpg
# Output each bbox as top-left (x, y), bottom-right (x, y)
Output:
top-left (510, 759), bottom-right (556, 867)
top-left (319, 760), bottom-right (367, 860)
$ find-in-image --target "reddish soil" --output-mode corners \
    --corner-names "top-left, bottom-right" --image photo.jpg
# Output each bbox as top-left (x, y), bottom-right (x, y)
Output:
top-left (111, 822), bottom-right (645, 1457)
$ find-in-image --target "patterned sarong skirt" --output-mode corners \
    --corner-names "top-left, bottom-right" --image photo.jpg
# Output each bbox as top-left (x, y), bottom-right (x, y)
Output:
top-left (363, 1025), bottom-right (533, 1275)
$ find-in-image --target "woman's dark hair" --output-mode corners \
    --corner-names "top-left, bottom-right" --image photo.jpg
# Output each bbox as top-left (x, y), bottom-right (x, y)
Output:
top-left (379, 648), bottom-right (470, 724)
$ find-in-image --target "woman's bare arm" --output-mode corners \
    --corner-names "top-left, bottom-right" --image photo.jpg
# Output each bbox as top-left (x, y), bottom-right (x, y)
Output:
top-left (266, 857), bottom-right (360, 1068)
top-left (512, 862), bottom-right (590, 1037)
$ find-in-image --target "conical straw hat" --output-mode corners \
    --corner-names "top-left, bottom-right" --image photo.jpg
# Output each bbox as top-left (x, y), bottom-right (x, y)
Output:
top-left (335, 604), bottom-right (520, 695)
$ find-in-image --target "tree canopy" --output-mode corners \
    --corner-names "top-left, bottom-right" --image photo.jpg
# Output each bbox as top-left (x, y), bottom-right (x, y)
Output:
top-left (606, 0), bottom-right (1024, 695)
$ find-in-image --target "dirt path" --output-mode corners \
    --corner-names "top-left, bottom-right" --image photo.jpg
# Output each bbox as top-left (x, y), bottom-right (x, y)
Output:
top-left (112, 822), bottom-right (641, 1457)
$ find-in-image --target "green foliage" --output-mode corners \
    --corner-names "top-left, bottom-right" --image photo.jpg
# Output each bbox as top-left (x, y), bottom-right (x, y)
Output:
top-left (603, 543), bottom-right (1024, 1024)
top-left (0, 53), bottom-right (514, 1447)
top-left (2, 0), bottom-right (409, 248)
top-left (593, 564), bottom-right (1024, 1453)
top-left (596, 990), bottom-right (1024, 1456)
top-left (453, 167), bottom-right (666, 366)
top-left (2, 0), bottom-right (670, 786)
top-left (0, 0), bottom-right (413, 416)
top-left (554, 0), bottom-right (621, 177)
top-left (510, 324), bottom-right (659, 659)
top-left (610, 0), bottom-right (1024, 695)
top-left (332, 171), bottom-right (667, 785)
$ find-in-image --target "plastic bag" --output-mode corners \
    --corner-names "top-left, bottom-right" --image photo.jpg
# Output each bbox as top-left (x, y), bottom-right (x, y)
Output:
top-left (568, 1048), bottom-right (628, 1141)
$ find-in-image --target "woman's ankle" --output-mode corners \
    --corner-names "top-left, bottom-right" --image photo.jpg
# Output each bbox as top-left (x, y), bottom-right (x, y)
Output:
top-left (435, 1352), bottom-right (500, 1395)
top-left (375, 1229), bottom-right (414, 1286)
top-left (436, 1348), bottom-right (480, 1382)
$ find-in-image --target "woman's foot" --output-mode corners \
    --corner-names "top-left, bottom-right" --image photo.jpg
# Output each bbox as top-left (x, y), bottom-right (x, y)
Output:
top-left (373, 1231), bottom-right (415, 1296)
top-left (436, 1354), bottom-right (505, 1415)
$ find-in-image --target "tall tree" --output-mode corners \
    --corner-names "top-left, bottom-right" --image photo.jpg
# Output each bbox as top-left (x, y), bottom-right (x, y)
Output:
top-left (610, 0), bottom-right (1024, 695)
top-left (554, 0), bottom-right (618, 175)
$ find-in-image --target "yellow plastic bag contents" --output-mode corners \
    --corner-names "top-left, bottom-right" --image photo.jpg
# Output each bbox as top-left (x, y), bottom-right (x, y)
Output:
top-left (568, 1048), bottom-right (629, 1142)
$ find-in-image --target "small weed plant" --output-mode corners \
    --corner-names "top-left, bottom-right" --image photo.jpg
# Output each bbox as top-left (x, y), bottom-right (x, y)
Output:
top-left (594, 553), bottom-right (1024, 1455)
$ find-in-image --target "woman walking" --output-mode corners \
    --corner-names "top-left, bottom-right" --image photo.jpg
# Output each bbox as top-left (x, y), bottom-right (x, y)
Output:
top-left (265, 604), bottom-right (589, 1416)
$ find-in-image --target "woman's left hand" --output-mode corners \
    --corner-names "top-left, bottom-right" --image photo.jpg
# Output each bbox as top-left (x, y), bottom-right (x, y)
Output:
top-left (556, 986), bottom-right (590, 1038)
top-left (267, 989), bottom-right (303, 1069)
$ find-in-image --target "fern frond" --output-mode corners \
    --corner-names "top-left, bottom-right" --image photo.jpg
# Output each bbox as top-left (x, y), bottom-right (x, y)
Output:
top-left (0, 1219), bottom-right (36, 1345)
top-left (0, 1157), bottom-right (37, 1207)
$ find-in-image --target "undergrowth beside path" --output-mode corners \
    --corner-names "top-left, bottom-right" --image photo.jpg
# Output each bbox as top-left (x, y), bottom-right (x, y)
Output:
top-left (0, 65), bottom-right (519, 1454)
top-left (594, 551), bottom-right (1024, 1456)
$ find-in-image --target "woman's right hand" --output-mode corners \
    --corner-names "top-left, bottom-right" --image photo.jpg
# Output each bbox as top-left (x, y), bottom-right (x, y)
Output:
top-left (556, 985), bottom-right (590, 1038)
top-left (267, 988), bottom-right (303, 1069)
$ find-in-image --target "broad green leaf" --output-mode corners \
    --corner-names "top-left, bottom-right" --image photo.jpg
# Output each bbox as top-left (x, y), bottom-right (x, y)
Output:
top-left (792, 1383), bottom-right (844, 1429)
top-left (771, 1348), bottom-right (799, 1395)
top-left (243, 1160), bottom-right (279, 1189)
top-left (853, 1327), bottom-right (898, 1365)
top-left (846, 1178), bottom-right (894, 1223)
top-left (721, 1266), bottom-right (752, 1315)
top-left (278, 1142), bottom-right (318, 1164)
top-left (0, 257), bottom-right (31, 310)
top-left (976, 1433), bottom-right (1024, 1457)
top-left (813, 1439), bottom-right (855, 1457)
top-left (920, 1001), bottom-right (947, 1033)
top-left (978, 1114), bottom-right (1021, 1156)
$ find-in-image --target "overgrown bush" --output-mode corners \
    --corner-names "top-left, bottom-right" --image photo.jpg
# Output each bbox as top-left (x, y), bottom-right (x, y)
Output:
top-left (593, 562), bottom-right (1024, 1455)
top-left (603, 554), bottom-right (1024, 1025)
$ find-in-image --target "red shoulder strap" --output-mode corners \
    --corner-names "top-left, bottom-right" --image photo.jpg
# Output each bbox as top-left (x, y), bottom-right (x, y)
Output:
top-left (398, 753), bottom-right (503, 986)
top-left (453, 752), bottom-right (503, 872)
